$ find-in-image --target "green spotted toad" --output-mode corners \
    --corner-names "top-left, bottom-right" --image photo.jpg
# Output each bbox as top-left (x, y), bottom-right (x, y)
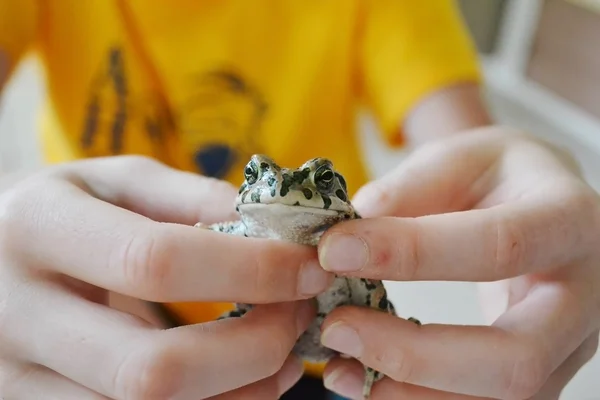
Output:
top-left (194, 154), bottom-right (421, 399)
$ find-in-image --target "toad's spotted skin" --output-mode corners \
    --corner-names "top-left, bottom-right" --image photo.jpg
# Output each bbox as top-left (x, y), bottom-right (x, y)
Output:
top-left (194, 154), bottom-right (421, 399)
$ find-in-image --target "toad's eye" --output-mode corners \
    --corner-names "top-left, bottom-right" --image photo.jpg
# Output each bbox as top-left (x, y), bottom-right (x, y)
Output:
top-left (315, 166), bottom-right (335, 190)
top-left (244, 163), bottom-right (259, 184)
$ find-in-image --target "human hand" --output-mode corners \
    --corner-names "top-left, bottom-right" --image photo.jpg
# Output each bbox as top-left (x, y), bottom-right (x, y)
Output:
top-left (0, 155), bottom-right (333, 399)
top-left (317, 127), bottom-right (600, 399)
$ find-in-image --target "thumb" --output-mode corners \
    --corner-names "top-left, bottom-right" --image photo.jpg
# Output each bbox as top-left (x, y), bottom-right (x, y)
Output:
top-left (352, 137), bottom-right (499, 218)
top-left (65, 155), bottom-right (239, 225)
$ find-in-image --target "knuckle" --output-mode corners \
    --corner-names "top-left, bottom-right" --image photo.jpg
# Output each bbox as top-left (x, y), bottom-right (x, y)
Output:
top-left (539, 183), bottom-right (600, 262)
top-left (0, 182), bottom-right (43, 258)
top-left (245, 245), bottom-right (296, 302)
top-left (246, 307), bottom-right (296, 377)
top-left (242, 253), bottom-right (269, 302)
top-left (118, 230), bottom-right (174, 301)
top-left (259, 332), bottom-right (289, 377)
top-left (504, 341), bottom-right (549, 399)
top-left (379, 348), bottom-right (414, 383)
top-left (395, 220), bottom-right (422, 280)
top-left (415, 138), bottom-right (447, 158)
top-left (113, 342), bottom-right (184, 400)
top-left (360, 181), bottom-right (393, 209)
top-left (201, 175), bottom-right (236, 195)
top-left (493, 217), bottom-right (527, 277)
top-left (194, 177), bottom-right (239, 222)
top-left (136, 353), bottom-right (184, 399)
top-left (113, 154), bottom-right (163, 173)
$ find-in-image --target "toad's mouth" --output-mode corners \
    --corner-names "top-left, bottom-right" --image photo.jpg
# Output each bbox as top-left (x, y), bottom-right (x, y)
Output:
top-left (237, 202), bottom-right (346, 216)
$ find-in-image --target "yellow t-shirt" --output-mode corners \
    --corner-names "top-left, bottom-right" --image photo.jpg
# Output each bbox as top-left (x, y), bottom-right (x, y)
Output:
top-left (0, 0), bottom-right (480, 378)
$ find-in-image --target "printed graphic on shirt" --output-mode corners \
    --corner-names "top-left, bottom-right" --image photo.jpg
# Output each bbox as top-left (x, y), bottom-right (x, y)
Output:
top-left (178, 69), bottom-right (268, 179)
top-left (81, 47), bottom-right (174, 157)
top-left (80, 47), bottom-right (267, 179)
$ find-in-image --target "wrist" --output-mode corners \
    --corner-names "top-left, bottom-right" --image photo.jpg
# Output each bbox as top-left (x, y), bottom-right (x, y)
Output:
top-left (403, 83), bottom-right (494, 148)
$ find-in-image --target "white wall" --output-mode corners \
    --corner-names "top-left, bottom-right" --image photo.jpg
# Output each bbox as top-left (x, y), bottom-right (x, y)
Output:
top-left (0, 57), bottom-right (43, 172)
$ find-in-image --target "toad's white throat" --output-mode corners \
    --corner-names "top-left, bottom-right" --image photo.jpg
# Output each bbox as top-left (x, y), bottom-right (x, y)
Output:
top-left (237, 203), bottom-right (347, 244)
top-left (238, 203), bottom-right (342, 216)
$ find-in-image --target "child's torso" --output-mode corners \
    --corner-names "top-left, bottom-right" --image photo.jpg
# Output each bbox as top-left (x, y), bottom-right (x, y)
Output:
top-left (22, 0), bottom-right (482, 379)
top-left (37, 0), bottom-right (369, 191)
top-left (35, 3), bottom-right (374, 378)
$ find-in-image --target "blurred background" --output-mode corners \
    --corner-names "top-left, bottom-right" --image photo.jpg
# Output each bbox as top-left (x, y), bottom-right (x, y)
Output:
top-left (1, 1), bottom-right (599, 398)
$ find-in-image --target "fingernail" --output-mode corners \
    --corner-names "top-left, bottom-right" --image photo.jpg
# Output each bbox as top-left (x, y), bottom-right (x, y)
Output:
top-left (320, 233), bottom-right (369, 272)
top-left (321, 322), bottom-right (363, 358)
top-left (299, 259), bottom-right (333, 296)
top-left (277, 356), bottom-right (305, 393)
top-left (296, 300), bottom-right (316, 334)
top-left (323, 366), bottom-right (363, 399)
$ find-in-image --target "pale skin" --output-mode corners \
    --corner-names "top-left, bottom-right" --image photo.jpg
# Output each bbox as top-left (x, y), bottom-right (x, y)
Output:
top-left (0, 53), bottom-right (334, 399)
top-left (318, 93), bottom-right (600, 398)
top-left (1, 45), bottom-right (599, 400)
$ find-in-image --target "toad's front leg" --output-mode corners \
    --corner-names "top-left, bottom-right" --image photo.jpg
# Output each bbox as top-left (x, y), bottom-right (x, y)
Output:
top-left (348, 278), bottom-right (421, 399)
top-left (194, 220), bottom-right (248, 236)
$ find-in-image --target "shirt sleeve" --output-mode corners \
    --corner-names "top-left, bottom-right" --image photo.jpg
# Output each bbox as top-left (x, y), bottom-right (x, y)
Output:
top-left (357, 0), bottom-right (482, 147)
top-left (0, 0), bottom-right (39, 69)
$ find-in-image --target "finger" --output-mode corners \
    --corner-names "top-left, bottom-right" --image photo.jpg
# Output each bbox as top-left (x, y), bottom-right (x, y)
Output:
top-left (532, 332), bottom-right (599, 400)
top-left (6, 180), bottom-right (332, 303)
top-left (323, 358), bottom-right (488, 400)
top-left (0, 362), bottom-right (109, 400)
top-left (320, 280), bottom-right (595, 399)
top-left (351, 130), bottom-right (503, 218)
top-left (125, 301), bottom-right (314, 400)
top-left (206, 355), bottom-right (304, 400)
top-left (58, 154), bottom-right (240, 224)
top-left (350, 128), bottom-right (577, 219)
top-left (0, 279), bottom-right (154, 398)
top-left (319, 191), bottom-right (594, 281)
top-left (2, 279), bottom-right (314, 399)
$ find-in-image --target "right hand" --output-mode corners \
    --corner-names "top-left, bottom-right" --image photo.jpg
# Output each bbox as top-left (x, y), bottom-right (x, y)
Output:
top-left (0, 155), bottom-right (333, 400)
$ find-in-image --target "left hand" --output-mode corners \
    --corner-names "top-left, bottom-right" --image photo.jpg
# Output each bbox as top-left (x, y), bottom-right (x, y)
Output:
top-left (317, 126), bottom-right (600, 400)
